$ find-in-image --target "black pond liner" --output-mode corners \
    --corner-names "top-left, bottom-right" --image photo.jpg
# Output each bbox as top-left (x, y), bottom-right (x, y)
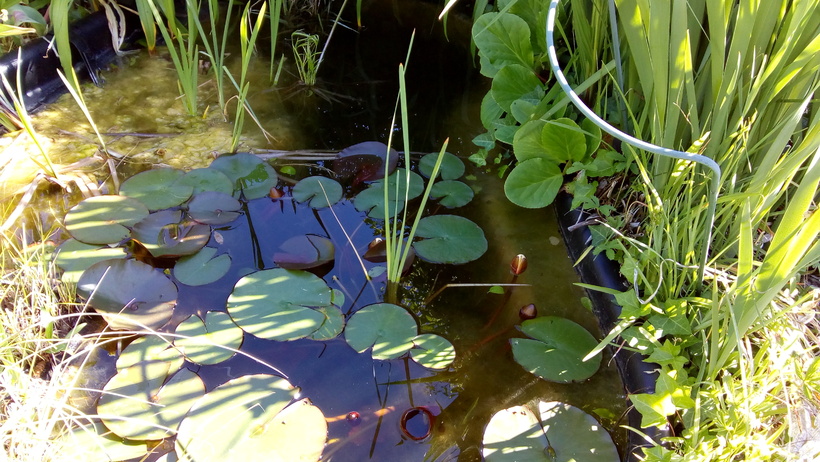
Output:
top-left (555, 191), bottom-right (670, 461)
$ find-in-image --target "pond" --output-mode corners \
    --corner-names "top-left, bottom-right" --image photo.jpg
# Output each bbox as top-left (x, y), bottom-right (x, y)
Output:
top-left (16, 0), bottom-right (630, 460)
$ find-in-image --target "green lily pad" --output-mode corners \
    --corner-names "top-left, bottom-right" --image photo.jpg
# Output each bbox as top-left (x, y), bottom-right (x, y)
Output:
top-left (292, 176), bottom-right (343, 208)
top-left (65, 195), bottom-right (149, 245)
top-left (353, 169), bottom-right (424, 218)
top-left (503, 158), bottom-right (563, 209)
top-left (98, 362), bottom-right (205, 440)
top-left (175, 374), bottom-right (326, 462)
top-left (410, 333), bottom-right (456, 370)
top-left (117, 334), bottom-right (183, 371)
top-left (227, 268), bottom-right (331, 341)
top-left (209, 152), bottom-right (279, 200)
top-left (273, 234), bottom-right (335, 270)
top-left (419, 152), bottom-right (465, 180)
top-left (412, 215), bottom-right (487, 264)
top-left (77, 259), bottom-right (178, 331)
top-left (120, 168), bottom-right (193, 210)
top-left (173, 247), bottom-right (231, 286)
top-left (345, 303), bottom-right (418, 360)
top-left (54, 238), bottom-right (126, 283)
top-left (430, 180), bottom-right (474, 208)
top-left (308, 305), bottom-right (345, 341)
top-left (175, 168), bottom-right (234, 195)
top-left (482, 404), bottom-right (550, 461)
top-left (187, 191), bottom-right (241, 225)
top-left (174, 311), bottom-right (244, 365)
top-left (132, 210), bottom-right (211, 258)
top-left (510, 316), bottom-right (601, 383)
top-left (53, 420), bottom-right (151, 462)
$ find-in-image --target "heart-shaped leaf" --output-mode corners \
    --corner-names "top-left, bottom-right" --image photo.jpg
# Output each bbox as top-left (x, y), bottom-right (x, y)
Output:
top-left (131, 210), bottom-right (210, 258)
top-left (187, 191), bottom-right (241, 225)
top-left (345, 303), bottom-right (418, 360)
top-left (412, 215), bottom-right (487, 264)
top-left (117, 334), bottom-right (183, 371)
top-left (273, 234), bottom-right (335, 270)
top-left (120, 168), bottom-right (193, 210)
top-left (419, 152), bottom-right (465, 180)
top-left (354, 169), bottom-right (424, 218)
top-left (503, 158), bottom-right (563, 209)
top-left (308, 306), bottom-right (345, 341)
top-left (65, 195), bottom-right (149, 245)
top-left (430, 180), bottom-right (474, 208)
top-left (173, 246), bottom-right (232, 286)
top-left (410, 333), bottom-right (456, 370)
top-left (510, 316), bottom-right (601, 383)
top-left (292, 176), bottom-right (343, 208)
top-left (174, 311), bottom-right (244, 365)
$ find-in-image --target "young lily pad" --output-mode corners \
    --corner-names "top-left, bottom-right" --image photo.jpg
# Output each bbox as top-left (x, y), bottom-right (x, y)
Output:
top-left (77, 259), bottom-right (178, 331)
top-left (98, 362), bottom-right (205, 441)
top-left (120, 168), bottom-right (193, 210)
top-left (410, 333), bottom-right (456, 370)
top-left (174, 311), bottom-right (244, 365)
top-left (419, 152), bottom-right (465, 180)
top-left (131, 210), bottom-right (210, 258)
top-left (345, 303), bottom-right (418, 360)
top-left (54, 238), bottom-right (126, 283)
top-left (412, 215), bottom-right (488, 264)
top-left (430, 180), bottom-right (474, 208)
top-left (503, 158), bottom-right (564, 209)
top-left (175, 374), bottom-right (327, 462)
top-left (273, 234), bottom-right (335, 270)
top-left (53, 420), bottom-right (151, 462)
top-left (65, 195), bottom-right (149, 245)
top-left (175, 167), bottom-right (234, 195)
top-left (117, 334), bottom-right (183, 371)
top-left (173, 247), bottom-right (231, 286)
top-left (209, 152), bottom-right (279, 200)
top-left (227, 268), bottom-right (331, 341)
top-left (186, 191), bottom-right (241, 225)
top-left (510, 316), bottom-right (601, 383)
top-left (354, 169), bottom-right (424, 218)
top-left (308, 305), bottom-right (345, 341)
top-left (292, 176), bottom-right (343, 208)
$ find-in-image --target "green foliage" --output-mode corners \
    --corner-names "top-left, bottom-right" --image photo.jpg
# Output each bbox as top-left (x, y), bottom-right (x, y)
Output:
top-left (510, 316), bottom-right (601, 383)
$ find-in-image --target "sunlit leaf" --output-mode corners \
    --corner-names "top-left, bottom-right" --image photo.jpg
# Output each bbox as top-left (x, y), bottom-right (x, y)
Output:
top-left (345, 303), bottom-right (418, 360)
top-left (504, 158), bottom-right (563, 209)
top-left (65, 195), bottom-right (149, 245)
top-left (174, 311), bottom-right (244, 365)
top-left (412, 215), bottom-right (487, 264)
top-left (209, 152), bottom-right (279, 200)
top-left (510, 316), bottom-right (601, 383)
top-left (132, 210), bottom-right (210, 258)
top-left (120, 168), bottom-right (193, 210)
top-left (410, 333), bottom-right (456, 370)
top-left (173, 247), bottom-right (231, 286)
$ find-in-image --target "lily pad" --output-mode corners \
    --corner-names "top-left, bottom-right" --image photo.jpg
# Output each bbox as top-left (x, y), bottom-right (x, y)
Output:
top-left (53, 420), bottom-right (151, 462)
top-left (354, 169), bottom-right (424, 218)
top-left (333, 141), bottom-right (399, 183)
top-left (412, 215), bottom-right (488, 264)
top-left (174, 311), bottom-right (244, 365)
top-left (131, 210), bottom-right (210, 258)
top-left (345, 303), bottom-right (418, 360)
top-left (430, 180), bottom-right (474, 208)
top-left (98, 362), bottom-right (205, 440)
top-left (187, 191), bottom-right (241, 225)
top-left (510, 316), bottom-right (601, 383)
top-left (117, 334), bottom-right (183, 371)
top-left (77, 259), bottom-right (178, 331)
top-left (503, 158), bottom-right (563, 209)
top-left (209, 152), bottom-right (279, 200)
top-left (308, 305), bottom-right (345, 341)
top-left (120, 168), bottom-right (193, 210)
top-left (227, 268), bottom-right (331, 341)
top-left (410, 333), bottom-right (456, 370)
top-left (175, 374), bottom-right (327, 462)
top-left (292, 176), bottom-right (343, 208)
top-left (419, 152), bottom-right (465, 180)
top-left (273, 234), bottom-right (335, 270)
top-left (482, 405), bottom-right (550, 461)
top-left (173, 247), bottom-right (231, 286)
top-left (54, 238), bottom-right (126, 283)
top-left (65, 195), bottom-right (149, 245)
top-left (175, 168), bottom-right (234, 195)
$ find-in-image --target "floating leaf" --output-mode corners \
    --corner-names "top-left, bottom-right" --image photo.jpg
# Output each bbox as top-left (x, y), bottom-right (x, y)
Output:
top-left (187, 191), bottom-right (241, 225)
top-left (410, 334), bottom-right (455, 370)
top-left (273, 234), bottom-right (335, 270)
top-left (345, 303), bottom-right (418, 360)
top-left (53, 420), bottom-right (151, 462)
top-left (120, 168), bottom-right (193, 210)
top-left (117, 334), bottom-right (183, 371)
top-left (77, 259), bottom-right (177, 331)
top-left (309, 306), bottom-right (345, 341)
top-left (98, 362), bottom-right (205, 440)
top-left (54, 239), bottom-right (126, 283)
top-left (173, 247), bottom-right (231, 286)
top-left (354, 169), bottom-right (424, 217)
top-left (209, 152), bottom-right (279, 200)
top-left (132, 210), bottom-right (210, 258)
top-left (175, 374), bottom-right (327, 462)
top-left (65, 195), bottom-right (149, 245)
top-left (333, 141), bottom-right (399, 183)
top-left (482, 405), bottom-right (549, 461)
top-left (227, 268), bottom-right (331, 341)
top-left (510, 316), bottom-right (601, 383)
top-left (174, 312), bottom-right (244, 365)
top-left (503, 158), bottom-right (563, 209)
top-left (175, 168), bottom-right (234, 195)
top-left (419, 152), bottom-right (465, 180)
top-left (430, 180), bottom-right (474, 208)
top-left (541, 118), bottom-right (586, 163)
top-left (412, 215), bottom-right (487, 264)
top-left (292, 176), bottom-right (343, 208)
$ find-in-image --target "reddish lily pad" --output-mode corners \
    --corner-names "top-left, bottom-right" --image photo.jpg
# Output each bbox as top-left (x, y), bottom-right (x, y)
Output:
top-left (273, 234), bottom-right (335, 270)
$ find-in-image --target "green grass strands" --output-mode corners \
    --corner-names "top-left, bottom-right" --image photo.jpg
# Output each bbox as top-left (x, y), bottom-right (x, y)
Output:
top-left (269, 0), bottom-right (283, 83)
top-left (147, 0), bottom-right (200, 116)
top-left (134, 0), bottom-right (159, 52)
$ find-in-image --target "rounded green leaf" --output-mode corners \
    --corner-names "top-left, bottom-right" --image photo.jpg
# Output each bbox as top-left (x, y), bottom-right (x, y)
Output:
top-left (175, 168), bottom-right (234, 195)
top-left (345, 303), bottom-right (418, 360)
top-left (490, 64), bottom-right (544, 113)
top-left (542, 118), bottom-right (586, 163)
top-left (65, 195), bottom-right (149, 245)
top-left (580, 117), bottom-right (602, 158)
top-left (174, 311), bottom-right (244, 365)
top-left (120, 168), bottom-right (193, 210)
top-left (54, 238), bottom-right (126, 284)
top-left (187, 191), bottom-right (241, 225)
top-left (132, 210), bottom-right (210, 257)
top-left (53, 420), bottom-right (151, 462)
top-left (410, 333), bottom-right (456, 370)
top-left (504, 158), bottom-right (563, 209)
top-left (273, 234), bottom-right (335, 270)
top-left (209, 152), bottom-right (279, 200)
top-left (173, 247), bottom-right (231, 286)
top-left (98, 363), bottom-right (205, 440)
top-left (513, 119), bottom-right (548, 162)
top-left (77, 259), bottom-right (177, 331)
top-left (117, 334), bottom-right (183, 371)
top-left (482, 405), bottom-right (549, 461)
top-left (292, 176), bottom-right (343, 208)
top-left (510, 316), bottom-right (601, 383)
top-left (472, 12), bottom-right (534, 77)
top-left (419, 152), bottom-right (465, 180)
top-left (412, 215), bottom-right (488, 264)
top-left (175, 374), bottom-right (327, 462)
top-left (430, 180), bottom-right (474, 208)
top-left (354, 169), bottom-right (424, 218)
top-left (308, 306), bottom-right (345, 341)
top-left (227, 268), bottom-right (331, 341)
